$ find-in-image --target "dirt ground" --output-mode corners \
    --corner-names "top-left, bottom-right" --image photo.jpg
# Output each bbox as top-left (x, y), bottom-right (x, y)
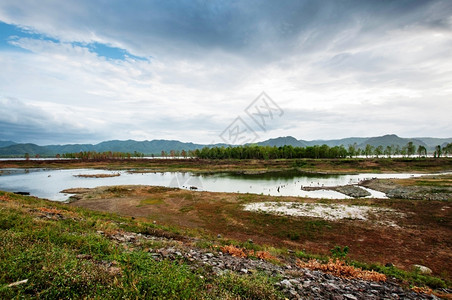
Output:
top-left (68, 185), bottom-right (452, 282)
top-left (361, 174), bottom-right (452, 201)
top-left (2, 157), bottom-right (452, 173)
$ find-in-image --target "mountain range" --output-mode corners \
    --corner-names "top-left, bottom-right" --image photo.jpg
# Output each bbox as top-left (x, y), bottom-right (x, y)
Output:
top-left (0, 134), bottom-right (451, 157)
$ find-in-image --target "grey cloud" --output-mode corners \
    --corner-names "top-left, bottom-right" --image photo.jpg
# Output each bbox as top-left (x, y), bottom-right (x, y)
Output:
top-left (0, 97), bottom-right (105, 144)
top-left (1, 0), bottom-right (451, 62)
top-left (0, 1), bottom-right (451, 144)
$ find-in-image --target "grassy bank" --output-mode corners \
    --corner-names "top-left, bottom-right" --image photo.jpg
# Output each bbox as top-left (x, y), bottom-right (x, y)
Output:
top-left (0, 192), bottom-right (283, 299)
top-left (1, 191), bottom-right (450, 299)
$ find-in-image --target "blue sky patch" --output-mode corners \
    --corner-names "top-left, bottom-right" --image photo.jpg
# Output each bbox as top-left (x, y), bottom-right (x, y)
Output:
top-left (0, 21), bottom-right (147, 61)
top-left (73, 41), bottom-right (148, 61)
top-left (0, 21), bottom-right (59, 52)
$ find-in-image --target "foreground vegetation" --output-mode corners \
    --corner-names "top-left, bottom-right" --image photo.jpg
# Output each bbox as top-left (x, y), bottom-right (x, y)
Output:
top-left (1, 191), bottom-right (450, 299)
top-left (1, 158), bottom-right (451, 298)
top-left (0, 192), bottom-right (282, 299)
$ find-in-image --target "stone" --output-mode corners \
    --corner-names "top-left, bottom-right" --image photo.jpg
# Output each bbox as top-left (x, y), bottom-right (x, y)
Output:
top-left (280, 279), bottom-right (292, 289)
top-left (343, 294), bottom-right (357, 300)
top-left (413, 264), bottom-right (432, 274)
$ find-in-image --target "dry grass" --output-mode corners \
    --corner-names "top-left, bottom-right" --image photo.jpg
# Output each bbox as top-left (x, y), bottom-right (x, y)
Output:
top-left (220, 245), bottom-right (247, 258)
top-left (33, 206), bottom-right (80, 219)
top-left (0, 194), bottom-right (11, 202)
top-left (297, 259), bottom-right (387, 282)
top-left (220, 245), bottom-right (279, 262)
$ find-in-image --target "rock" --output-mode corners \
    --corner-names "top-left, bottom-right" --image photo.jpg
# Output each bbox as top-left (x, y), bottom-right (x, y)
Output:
top-left (413, 264), bottom-right (432, 274)
top-left (280, 279), bottom-right (292, 289)
top-left (334, 185), bottom-right (371, 198)
top-left (288, 289), bottom-right (298, 297)
top-left (343, 294), bottom-right (357, 300)
top-left (326, 283), bottom-right (339, 291)
top-left (97, 229), bottom-right (435, 300)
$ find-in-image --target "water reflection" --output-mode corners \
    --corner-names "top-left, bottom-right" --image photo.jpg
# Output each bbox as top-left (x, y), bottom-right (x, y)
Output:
top-left (0, 168), bottom-right (440, 201)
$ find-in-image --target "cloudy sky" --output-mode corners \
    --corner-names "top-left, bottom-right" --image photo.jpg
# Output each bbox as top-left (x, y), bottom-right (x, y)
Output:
top-left (0, 0), bottom-right (451, 145)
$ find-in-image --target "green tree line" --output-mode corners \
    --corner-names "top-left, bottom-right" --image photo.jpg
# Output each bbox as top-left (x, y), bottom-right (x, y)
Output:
top-left (60, 151), bottom-right (145, 160)
top-left (191, 142), bottom-right (452, 160)
top-left (29, 142), bottom-right (452, 160)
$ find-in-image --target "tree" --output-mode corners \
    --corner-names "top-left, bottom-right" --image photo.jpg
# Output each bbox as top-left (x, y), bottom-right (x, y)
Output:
top-left (348, 143), bottom-right (357, 158)
top-left (384, 145), bottom-right (393, 158)
top-left (364, 144), bottom-right (374, 157)
top-left (406, 142), bottom-right (416, 157)
top-left (400, 146), bottom-right (407, 157)
top-left (434, 145), bottom-right (442, 158)
top-left (417, 145), bottom-right (427, 157)
top-left (375, 145), bottom-right (383, 158)
top-left (444, 143), bottom-right (452, 157)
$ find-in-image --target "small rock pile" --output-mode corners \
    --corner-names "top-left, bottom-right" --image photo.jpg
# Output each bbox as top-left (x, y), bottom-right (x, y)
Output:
top-left (100, 230), bottom-right (443, 299)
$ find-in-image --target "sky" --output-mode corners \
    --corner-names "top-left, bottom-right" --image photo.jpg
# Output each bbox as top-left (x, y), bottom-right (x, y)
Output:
top-left (0, 0), bottom-right (451, 145)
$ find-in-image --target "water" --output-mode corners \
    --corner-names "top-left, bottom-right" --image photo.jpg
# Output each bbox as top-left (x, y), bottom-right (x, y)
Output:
top-left (0, 168), bottom-right (437, 201)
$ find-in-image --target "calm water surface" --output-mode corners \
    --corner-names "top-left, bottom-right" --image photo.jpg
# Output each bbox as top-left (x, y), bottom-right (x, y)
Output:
top-left (0, 168), bottom-right (434, 201)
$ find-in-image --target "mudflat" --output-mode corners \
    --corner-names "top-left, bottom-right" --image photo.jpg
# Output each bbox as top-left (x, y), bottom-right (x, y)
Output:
top-left (68, 182), bottom-right (452, 282)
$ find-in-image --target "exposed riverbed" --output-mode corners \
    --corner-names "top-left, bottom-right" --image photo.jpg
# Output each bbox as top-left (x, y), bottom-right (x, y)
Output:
top-left (0, 168), bottom-right (448, 201)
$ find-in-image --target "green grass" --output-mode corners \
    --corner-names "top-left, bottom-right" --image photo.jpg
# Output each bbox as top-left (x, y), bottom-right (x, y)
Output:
top-left (0, 190), bottom-right (450, 298)
top-left (0, 192), bottom-right (283, 299)
top-left (350, 261), bottom-right (449, 289)
top-left (138, 197), bottom-right (164, 206)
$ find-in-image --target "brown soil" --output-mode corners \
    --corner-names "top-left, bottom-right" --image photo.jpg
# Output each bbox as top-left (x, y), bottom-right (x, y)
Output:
top-left (69, 185), bottom-right (452, 282)
top-left (1, 157), bottom-right (452, 173)
top-left (74, 173), bottom-right (121, 178)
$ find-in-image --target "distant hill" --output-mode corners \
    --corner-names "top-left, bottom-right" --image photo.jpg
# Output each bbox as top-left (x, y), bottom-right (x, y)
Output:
top-left (45, 140), bottom-right (209, 155)
top-left (415, 137), bottom-right (452, 148)
top-left (0, 135), bottom-right (451, 157)
top-left (357, 134), bottom-right (427, 149)
top-left (302, 137), bottom-right (368, 147)
top-left (0, 143), bottom-right (53, 156)
top-left (0, 141), bottom-right (16, 148)
top-left (0, 140), bottom-right (226, 157)
top-left (256, 136), bottom-right (307, 147)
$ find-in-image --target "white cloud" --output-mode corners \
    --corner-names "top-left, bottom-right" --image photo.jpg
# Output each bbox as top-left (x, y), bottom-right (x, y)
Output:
top-left (0, 0), bottom-right (451, 144)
